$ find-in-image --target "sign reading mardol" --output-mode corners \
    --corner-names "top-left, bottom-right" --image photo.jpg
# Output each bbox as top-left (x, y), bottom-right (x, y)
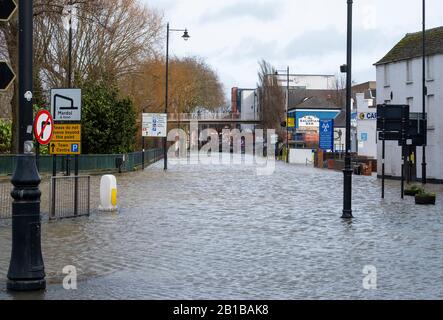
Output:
top-left (51, 88), bottom-right (82, 121)
top-left (142, 113), bottom-right (167, 137)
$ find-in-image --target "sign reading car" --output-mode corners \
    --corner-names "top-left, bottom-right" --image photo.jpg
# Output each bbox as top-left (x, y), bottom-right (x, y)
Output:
top-left (359, 112), bottom-right (377, 120)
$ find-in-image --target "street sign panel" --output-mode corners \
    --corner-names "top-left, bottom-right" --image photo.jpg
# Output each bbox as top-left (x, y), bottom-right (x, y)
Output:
top-left (142, 113), bottom-right (167, 137)
top-left (49, 123), bottom-right (81, 155)
top-left (0, 60), bottom-right (16, 91)
top-left (52, 124), bottom-right (81, 141)
top-left (33, 110), bottom-right (54, 145)
top-left (319, 119), bottom-right (334, 151)
top-left (50, 141), bottom-right (81, 155)
top-left (0, 0), bottom-right (17, 22)
top-left (51, 88), bottom-right (82, 121)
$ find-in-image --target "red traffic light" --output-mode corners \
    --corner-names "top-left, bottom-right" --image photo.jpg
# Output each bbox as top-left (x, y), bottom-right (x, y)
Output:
top-left (0, 0), bottom-right (17, 22)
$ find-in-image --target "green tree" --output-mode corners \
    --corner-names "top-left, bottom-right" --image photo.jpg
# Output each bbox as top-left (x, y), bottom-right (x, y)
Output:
top-left (0, 119), bottom-right (12, 153)
top-left (82, 80), bottom-right (137, 154)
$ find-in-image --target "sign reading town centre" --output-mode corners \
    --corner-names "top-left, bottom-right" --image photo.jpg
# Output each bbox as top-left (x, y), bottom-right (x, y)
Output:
top-left (142, 113), bottom-right (167, 137)
top-left (51, 89), bottom-right (82, 121)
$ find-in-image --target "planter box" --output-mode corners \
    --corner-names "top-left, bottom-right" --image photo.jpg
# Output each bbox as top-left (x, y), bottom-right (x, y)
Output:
top-left (415, 194), bottom-right (436, 205)
top-left (404, 189), bottom-right (420, 196)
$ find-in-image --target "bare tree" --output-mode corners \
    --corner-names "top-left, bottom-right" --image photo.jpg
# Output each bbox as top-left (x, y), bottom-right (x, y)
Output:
top-left (257, 60), bottom-right (286, 139)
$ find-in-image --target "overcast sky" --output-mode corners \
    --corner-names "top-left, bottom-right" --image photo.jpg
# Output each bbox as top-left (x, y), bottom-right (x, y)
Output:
top-left (142, 0), bottom-right (443, 97)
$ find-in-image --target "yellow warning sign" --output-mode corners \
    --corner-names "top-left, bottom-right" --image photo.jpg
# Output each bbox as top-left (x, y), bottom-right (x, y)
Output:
top-left (52, 124), bottom-right (81, 141)
top-left (288, 117), bottom-right (295, 128)
top-left (49, 141), bottom-right (81, 155)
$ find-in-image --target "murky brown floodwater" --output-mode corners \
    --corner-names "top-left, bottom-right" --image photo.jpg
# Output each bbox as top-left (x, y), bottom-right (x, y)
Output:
top-left (0, 154), bottom-right (442, 299)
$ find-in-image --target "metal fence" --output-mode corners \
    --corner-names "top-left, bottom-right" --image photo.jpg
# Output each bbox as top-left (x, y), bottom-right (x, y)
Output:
top-left (0, 148), bottom-right (163, 176)
top-left (0, 183), bottom-right (12, 220)
top-left (50, 176), bottom-right (90, 220)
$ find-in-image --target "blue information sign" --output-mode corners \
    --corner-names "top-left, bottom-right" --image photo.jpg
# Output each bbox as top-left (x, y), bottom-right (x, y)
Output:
top-left (319, 120), bottom-right (334, 151)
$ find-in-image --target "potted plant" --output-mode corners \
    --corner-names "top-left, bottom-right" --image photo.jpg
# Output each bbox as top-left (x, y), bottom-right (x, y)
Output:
top-left (404, 185), bottom-right (424, 196)
top-left (415, 189), bottom-right (436, 205)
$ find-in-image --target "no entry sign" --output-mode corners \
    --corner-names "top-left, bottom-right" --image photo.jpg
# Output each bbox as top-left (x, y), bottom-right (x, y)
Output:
top-left (34, 110), bottom-right (54, 145)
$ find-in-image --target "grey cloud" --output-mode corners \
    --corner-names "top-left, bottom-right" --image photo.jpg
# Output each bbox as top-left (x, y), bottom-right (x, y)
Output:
top-left (199, 1), bottom-right (283, 24)
top-left (283, 27), bottom-right (402, 61)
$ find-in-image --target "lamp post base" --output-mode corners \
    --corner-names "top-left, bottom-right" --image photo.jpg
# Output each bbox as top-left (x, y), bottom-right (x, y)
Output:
top-left (7, 279), bottom-right (46, 292)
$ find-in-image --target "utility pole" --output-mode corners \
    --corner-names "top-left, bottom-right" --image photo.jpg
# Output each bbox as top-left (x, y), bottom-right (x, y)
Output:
top-left (421, 0), bottom-right (427, 185)
top-left (342, 0), bottom-right (353, 219)
top-left (286, 66), bottom-right (290, 163)
top-left (8, 0), bottom-right (46, 291)
top-left (164, 23), bottom-right (170, 171)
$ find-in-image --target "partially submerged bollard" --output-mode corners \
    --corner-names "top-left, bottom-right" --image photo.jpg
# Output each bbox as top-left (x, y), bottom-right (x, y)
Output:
top-left (99, 175), bottom-right (118, 212)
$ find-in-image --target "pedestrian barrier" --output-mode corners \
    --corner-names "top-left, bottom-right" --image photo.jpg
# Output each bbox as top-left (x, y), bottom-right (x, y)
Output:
top-left (0, 183), bottom-right (12, 219)
top-left (50, 175), bottom-right (90, 220)
top-left (0, 148), bottom-right (164, 176)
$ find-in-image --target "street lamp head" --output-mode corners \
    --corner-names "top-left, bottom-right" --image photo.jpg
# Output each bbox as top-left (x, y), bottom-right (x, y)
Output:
top-left (182, 29), bottom-right (190, 41)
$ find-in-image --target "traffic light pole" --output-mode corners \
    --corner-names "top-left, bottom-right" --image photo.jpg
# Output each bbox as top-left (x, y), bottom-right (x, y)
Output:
top-left (8, 0), bottom-right (46, 291)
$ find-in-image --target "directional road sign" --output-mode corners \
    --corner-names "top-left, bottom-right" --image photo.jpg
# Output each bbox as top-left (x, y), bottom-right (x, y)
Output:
top-left (0, 60), bottom-right (15, 91)
top-left (51, 88), bottom-right (82, 121)
top-left (50, 141), bottom-right (81, 155)
top-left (142, 113), bottom-right (167, 137)
top-left (0, 0), bottom-right (17, 22)
top-left (34, 110), bottom-right (54, 145)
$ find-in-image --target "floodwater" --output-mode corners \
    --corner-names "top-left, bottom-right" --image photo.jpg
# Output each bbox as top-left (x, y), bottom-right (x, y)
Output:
top-left (0, 154), bottom-right (442, 300)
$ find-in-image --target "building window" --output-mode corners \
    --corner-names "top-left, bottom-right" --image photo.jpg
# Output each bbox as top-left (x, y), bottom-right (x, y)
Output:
top-left (384, 65), bottom-right (390, 87)
top-left (426, 56), bottom-right (434, 80)
top-left (406, 60), bottom-right (413, 83)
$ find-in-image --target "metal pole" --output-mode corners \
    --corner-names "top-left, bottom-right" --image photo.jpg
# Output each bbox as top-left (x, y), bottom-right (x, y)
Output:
top-left (163, 23), bottom-right (169, 171)
top-left (142, 111), bottom-right (145, 170)
top-left (342, 0), bottom-right (353, 219)
top-left (422, 0), bottom-right (427, 184)
top-left (286, 66), bottom-right (289, 163)
top-left (66, 1), bottom-right (73, 176)
top-left (8, 0), bottom-right (46, 291)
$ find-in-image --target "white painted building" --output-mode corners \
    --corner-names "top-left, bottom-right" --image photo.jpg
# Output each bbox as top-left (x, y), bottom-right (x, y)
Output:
top-left (375, 26), bottom-right (443, 181)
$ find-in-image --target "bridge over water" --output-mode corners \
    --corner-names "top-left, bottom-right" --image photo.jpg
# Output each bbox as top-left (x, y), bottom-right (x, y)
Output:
top-left (167, 112), bottom-right (261, 125)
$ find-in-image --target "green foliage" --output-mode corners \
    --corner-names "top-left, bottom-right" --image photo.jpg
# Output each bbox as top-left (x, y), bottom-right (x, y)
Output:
top-left (0, 119), bottom-right (12, 154)
top-left (81, 80), bottom-right (137, 154)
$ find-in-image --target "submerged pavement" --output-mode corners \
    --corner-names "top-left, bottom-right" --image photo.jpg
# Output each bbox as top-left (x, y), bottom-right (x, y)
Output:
top-left (0, 154), bottom-right (442, 299)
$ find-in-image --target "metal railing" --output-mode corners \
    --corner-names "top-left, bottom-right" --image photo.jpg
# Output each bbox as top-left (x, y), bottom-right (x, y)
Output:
top-left (0, 183), bottom-right (12, 220)
top-left (50, 175), bottom-right (90, 220)
top-left (0, 148), bottom-right (164, 176)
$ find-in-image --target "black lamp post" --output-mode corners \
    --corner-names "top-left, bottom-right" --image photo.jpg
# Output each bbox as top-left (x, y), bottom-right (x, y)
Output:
top-left (142, 107), bottom-right (146, 170)
top-left (164, 23), bottom-right (190, 171)
top-left (8, 0), bottom-right (46, 291)
top-left (421, 0), bottom-right (427, 185)
top-left (341, 0), bottom-right (353, 219)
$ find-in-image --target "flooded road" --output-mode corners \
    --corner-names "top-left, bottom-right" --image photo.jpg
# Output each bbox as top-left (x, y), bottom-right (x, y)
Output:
top-left (1, 154), bottom-right (443, 299)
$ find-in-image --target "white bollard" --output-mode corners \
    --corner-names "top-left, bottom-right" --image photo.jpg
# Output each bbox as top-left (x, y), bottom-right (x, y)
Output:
top-left (98, 175), bottom-right (118, 212)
